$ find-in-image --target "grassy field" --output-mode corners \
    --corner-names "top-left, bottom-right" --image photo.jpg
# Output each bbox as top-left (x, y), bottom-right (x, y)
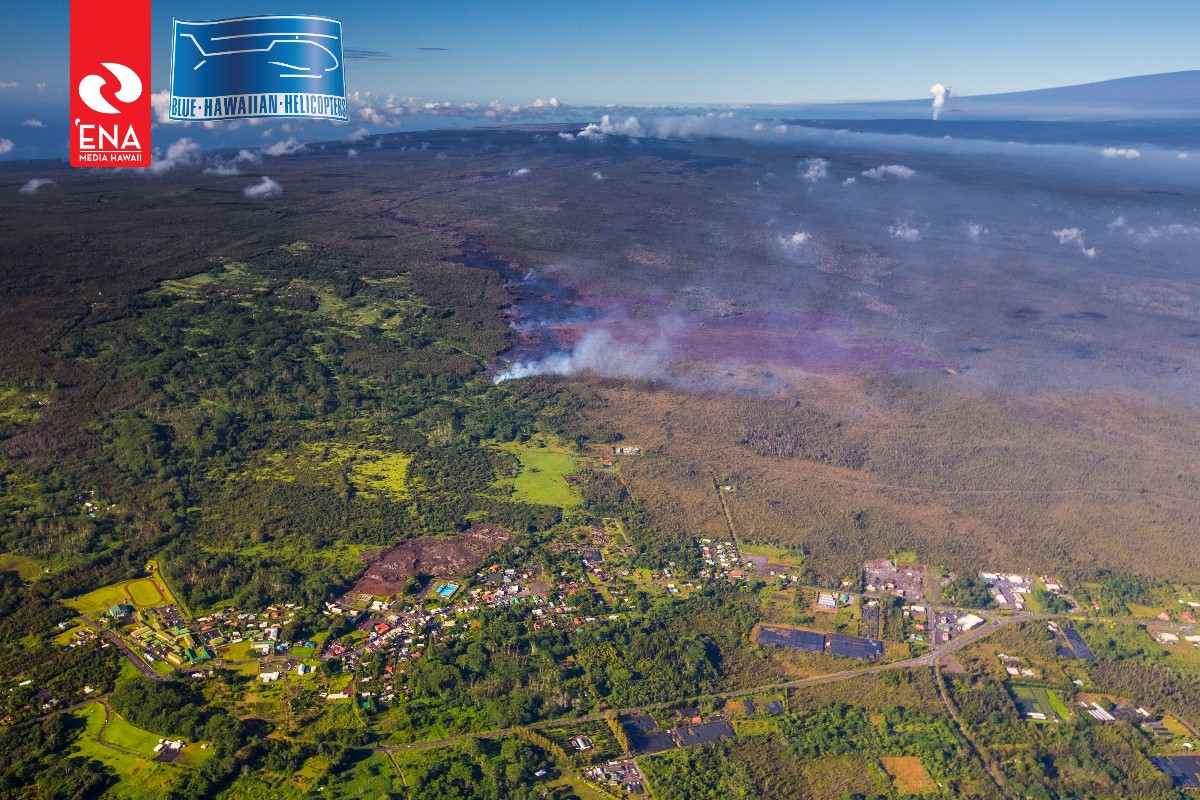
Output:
top-left (0, 552), bottom-right (42, 580)
top-left (880, 755), bottom-right (935, 794)
top-left (323, 751), bottom-right (402, 797)
top-left (71, 703), bottom-right (185, 798)
top-left (1011, 685), bottom-right (1069, 721)
top-left (349, 451), bottom-right (412, 500)
top-left (104, 709), bottom-right (168, 756)
top-left (66, 583), bottom-right (135, 616)
top-left (545, 774), bottom-right (613, 800)
top-left (739, 543), bottom-right (807, 568)
top-left (66, 569), bottom-right (178, 616)
top-left (1127, 603), bottom-right (1171, 619)
top-left (126, 578), bottom-right (166, 606)
top-left (495, 437), bottom-right (580, 508)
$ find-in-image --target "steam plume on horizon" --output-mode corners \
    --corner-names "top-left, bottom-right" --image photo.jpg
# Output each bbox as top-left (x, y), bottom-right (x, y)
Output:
top-left (930, 83), bottom-right (951, 120)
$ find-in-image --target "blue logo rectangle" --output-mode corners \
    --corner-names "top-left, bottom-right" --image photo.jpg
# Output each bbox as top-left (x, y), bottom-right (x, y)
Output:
top-left (169, 15), bottom-right (347, 122)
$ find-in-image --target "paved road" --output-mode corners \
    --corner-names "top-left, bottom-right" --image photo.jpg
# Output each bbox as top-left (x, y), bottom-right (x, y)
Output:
top-left (80, 614), bottom-right (169, 683)
top-left (375, 612), bottom-right (1036, 753)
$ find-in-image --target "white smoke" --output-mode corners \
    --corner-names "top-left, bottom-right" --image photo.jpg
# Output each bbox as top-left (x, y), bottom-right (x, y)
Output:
top-left (966, 222), bottom-right (988, 241)
top-left (347, 148), bottom-right (359, 158)
top-left (493, 322), bottom-right (679, 383)
top-left (930, 83), bottom-right (951, 120)
top-left (509, 168), bottom-right (531, 177)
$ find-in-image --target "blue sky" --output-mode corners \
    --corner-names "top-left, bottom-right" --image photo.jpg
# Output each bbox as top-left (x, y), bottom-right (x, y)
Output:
top-left (2, 1), bottom-right (1199, 105)
top-left (1, 2), bottom-right (1198, 159)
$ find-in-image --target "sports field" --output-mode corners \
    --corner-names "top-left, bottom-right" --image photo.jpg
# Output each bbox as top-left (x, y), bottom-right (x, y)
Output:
top-left (67, 576), bottom-right (169, 616)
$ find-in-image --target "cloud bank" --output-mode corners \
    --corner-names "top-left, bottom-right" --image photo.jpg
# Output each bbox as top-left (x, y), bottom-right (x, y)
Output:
top-left (243, 176), bottom-right (282, 198)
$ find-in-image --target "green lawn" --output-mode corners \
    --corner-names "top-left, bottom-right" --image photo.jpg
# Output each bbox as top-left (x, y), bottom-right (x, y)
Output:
top-left (65, 572), bottom-right (175, 616)
top-left (1046, 689), bottom-right (1071, 720)
top-left (126, 578), bottom-right (166, 606)
top-left (739, 543), bottom-right (807, 568)
top-left (71, 703), bottom-right (185, 798)
top-left (495, 438), bottom-right (580, 508)
top-left (104, 709), bottom-right (167, 755)
top-left (1011, 685), bottom-right (1068, 721)
top-left (545, 774), bottom-right (613, 800)
top-left (66, 583), bottom-right (135, 616)
top-left (0, 552), bottom-right (43, 580)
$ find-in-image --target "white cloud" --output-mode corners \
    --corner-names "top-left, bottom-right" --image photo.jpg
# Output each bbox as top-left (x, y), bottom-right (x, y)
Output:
top-left (0, 138), bottom-right (13, 154)
top-left (509, 168), bottom-right (531, 177)
top-left (558, 132), bottom-right (575, 140)
top-left (36, 82), bottom-right (45, 92)
top-left (243, 176), bottom-right (282, 198)
top-left (351, 94), bottom-right (566, 128)
top-left (779, 231), bottom-right (812, 246)
top-left (19, 178), bottom-right (55, 194)
top-left (347, 148), bottom-right (359, 158)
top-left (1052, 227), bottom-right (1098, 257)
top-left (1056, 227), bottom-right (1084, 244)
top-left (966, 221), bottom-right (988, 241)
top-left (0, 81), bottom-right (19, 90)
top-left (345, 127), bottom-right (370, 143)
top-left (234, 149), bottom-right (262, 164)
top-left (592, 171), bottom-right (604, 180)
top-left (1179, 153), bottom-right (1190, 160)
top-left (888, 222), bottom-right (922, 241)
top-left (842, 177), bottom-right (857, 186)
top-left (21, 119), bottom-right (43, 127)
top-left (151, 90), bottom-right (176, 124)
top-left (261, 137), bottom-right (305, 157)
top-left (862, 164), bottom-right (915, 179)
top-left (1101, 147), bottom-right (1141, 159)
top-left (1124, 222), bottom-right (1200, 244)
top-left (800, 157), bottom-right (829, 183)
top-left (148, 137), bottom-right (201, 174)
top-left (203, 162), bottom-right (240, 176)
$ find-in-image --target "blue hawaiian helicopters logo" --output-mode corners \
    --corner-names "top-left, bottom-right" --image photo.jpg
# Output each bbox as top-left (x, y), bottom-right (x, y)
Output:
top-left (169, 15), bottom-right (347, 122)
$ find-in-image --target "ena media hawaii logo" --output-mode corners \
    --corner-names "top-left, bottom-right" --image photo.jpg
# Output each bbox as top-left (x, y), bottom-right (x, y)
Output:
top-left (70, 0), bottom-right (151, 167)
top-left (169, 15), bottom-right (348, 122)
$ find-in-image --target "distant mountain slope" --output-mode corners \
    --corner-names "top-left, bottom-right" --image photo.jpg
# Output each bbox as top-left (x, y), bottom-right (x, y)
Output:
top-left (785, 71), bottom-right (1200, 120)
top-left (951, 70), bottom-right (1200, 115)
